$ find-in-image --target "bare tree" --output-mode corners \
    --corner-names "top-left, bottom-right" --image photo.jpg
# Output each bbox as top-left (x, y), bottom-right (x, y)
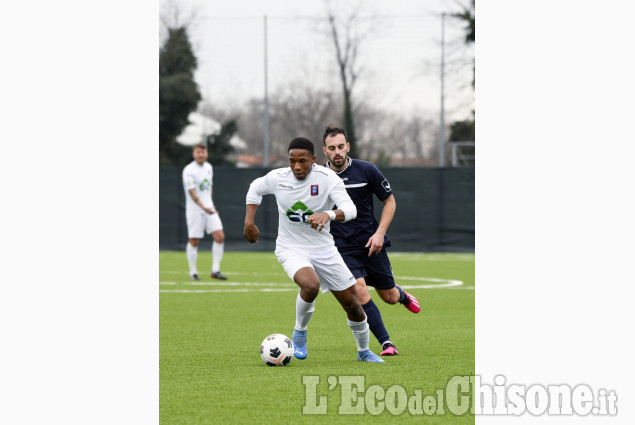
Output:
top-left (199, 81), bottom-right (343, 167)
top-left (160, 0), bottom-right (199, 44)
top-left (355, 105), bottom-right (439, 166)
top-left (269, 83), bottom-right (343, 165)
top-left (322, 0), bottom-right (377, 158)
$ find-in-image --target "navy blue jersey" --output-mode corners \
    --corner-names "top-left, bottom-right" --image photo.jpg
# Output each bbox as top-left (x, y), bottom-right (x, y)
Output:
top-left (328, 158), bottom-right (393, 251)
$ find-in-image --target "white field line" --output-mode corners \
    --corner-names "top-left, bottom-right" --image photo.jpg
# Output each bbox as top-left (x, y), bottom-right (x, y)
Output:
top-left (160, 288), bottom-right (297, 293)
top-left (396, 276), bottom-right (463, 289)
top-left (388, 253), bottom-right (474, 262)
top-left (160, 270), bottom-right (285, 276)
top-left (186, 281), bottom-right (295, 287)
top-left (159, 276), bottom-right (472, 293)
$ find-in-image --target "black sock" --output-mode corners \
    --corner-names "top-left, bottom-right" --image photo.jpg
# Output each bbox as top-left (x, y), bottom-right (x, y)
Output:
top-left (361, 299), bottom-right (390, 347)
top-left (396, 285), bottom-right (409, 304)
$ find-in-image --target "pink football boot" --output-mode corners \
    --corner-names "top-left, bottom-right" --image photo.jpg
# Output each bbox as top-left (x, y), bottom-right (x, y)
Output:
top-left (402, 291), bottom-right (420, 313)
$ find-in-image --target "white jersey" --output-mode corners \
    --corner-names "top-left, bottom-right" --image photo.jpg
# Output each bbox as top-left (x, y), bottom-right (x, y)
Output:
top-left (182, 161), bottom-right (215, 213)
top-left (246, 164), bottom-right (356, 250)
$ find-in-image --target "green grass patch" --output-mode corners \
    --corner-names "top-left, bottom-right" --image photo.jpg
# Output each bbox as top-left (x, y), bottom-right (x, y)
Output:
top-left (160, 251), bottom-right (474, 424)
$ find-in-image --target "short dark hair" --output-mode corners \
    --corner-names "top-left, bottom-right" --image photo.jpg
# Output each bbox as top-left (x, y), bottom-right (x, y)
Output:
top-left (193, 143), bottom-right (207, 150)
top-left (288, 137), bottom-right (314, 156)
top-left (322, 125), bottom-right (347, 144)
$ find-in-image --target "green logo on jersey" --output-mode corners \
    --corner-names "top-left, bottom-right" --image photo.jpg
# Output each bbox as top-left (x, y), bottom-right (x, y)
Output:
top-left (285, 201), bottom-right (314, 223)
top-left (199, 179), bottom-right (210, 191)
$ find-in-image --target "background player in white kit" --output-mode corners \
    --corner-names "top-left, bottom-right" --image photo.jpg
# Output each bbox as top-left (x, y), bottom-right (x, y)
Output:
top-left (182, 144), bottom-right (227, 280)
top-left (244, 137), bottom-right (384, 363)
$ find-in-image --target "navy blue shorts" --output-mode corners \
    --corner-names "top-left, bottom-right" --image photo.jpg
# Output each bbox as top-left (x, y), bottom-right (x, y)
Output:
top-left (338, 248), bottom-right (396, 290)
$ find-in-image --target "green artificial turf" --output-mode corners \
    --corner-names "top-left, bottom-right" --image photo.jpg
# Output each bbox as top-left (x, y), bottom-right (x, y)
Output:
top-left (160, 251), bottom-right (474, 424)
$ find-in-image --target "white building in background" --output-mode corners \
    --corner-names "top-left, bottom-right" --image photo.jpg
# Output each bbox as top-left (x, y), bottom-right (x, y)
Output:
top-left (177, 112), bottom-right (269, 168)
top-left (176, 112), bottom-right (248, 151)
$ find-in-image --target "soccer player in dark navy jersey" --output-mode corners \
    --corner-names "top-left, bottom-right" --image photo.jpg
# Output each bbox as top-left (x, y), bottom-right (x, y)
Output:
top-left (322, 125), bottom-right (420, 356)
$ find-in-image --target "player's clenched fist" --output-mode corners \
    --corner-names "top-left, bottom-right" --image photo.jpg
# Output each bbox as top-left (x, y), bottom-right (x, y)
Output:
top-left (244, 223), bottom-right (259, 243)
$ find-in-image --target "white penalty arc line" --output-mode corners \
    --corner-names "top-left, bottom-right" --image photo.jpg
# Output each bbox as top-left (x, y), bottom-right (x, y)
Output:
top-left (160, 288), bottom-right (298, 293)
top-left (397, 276), bottom-right (463, 289)
top-left (162, 281), bottom-right (296, 287)
top-left (159, 271), bottom-right (287, 276)
top-left (388, 253), bottom-right (474, 262)
top-left (159, 276), bottom-right (466, 293)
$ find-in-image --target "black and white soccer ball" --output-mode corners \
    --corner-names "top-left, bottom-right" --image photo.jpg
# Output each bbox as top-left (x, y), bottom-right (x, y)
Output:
top-left (260, 334), bottom-right (294, 366)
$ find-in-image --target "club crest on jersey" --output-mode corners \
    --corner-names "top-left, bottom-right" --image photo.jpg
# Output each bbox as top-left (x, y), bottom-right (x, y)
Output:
top-left (311, 185), bottom-right (319, 196)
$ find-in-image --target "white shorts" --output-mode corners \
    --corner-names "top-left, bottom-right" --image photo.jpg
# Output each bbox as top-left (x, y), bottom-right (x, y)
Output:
top-left (275, 244), bottom-right (356, 293)
top-left (186, 211), bottom-right (223, 239)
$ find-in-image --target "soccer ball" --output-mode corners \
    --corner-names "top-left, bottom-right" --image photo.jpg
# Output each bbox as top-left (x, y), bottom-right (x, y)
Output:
top-left (260, 333), bottom-right (294, 366)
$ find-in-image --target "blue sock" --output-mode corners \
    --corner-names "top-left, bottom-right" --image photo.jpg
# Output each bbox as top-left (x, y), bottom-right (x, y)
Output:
top-left (361, 299), bottom-right (390, 346)
top-left (396, 285), bottom-right (409, 304)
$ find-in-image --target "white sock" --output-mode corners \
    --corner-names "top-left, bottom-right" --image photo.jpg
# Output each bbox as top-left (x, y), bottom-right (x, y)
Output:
top-left (211, 242), bottom-right (224, 273)
top-left (186, 242), bottom-right (198, 276)
top-left (347, 318), bottom-right (370, 352)
top-left (295, 293), bottom-right (315, 331)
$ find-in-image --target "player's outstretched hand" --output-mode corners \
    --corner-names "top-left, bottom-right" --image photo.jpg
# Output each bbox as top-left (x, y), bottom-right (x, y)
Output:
top-left (307, 212), bottom-right (330, 232)
top-left (244, 223), bottom-right (260, 243)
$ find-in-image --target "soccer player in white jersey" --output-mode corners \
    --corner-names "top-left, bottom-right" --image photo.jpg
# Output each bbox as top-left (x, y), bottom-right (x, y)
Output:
top-left (182, 144), bottom-right (227, 281)
top-left (244, 137), bottom-right (384, 363)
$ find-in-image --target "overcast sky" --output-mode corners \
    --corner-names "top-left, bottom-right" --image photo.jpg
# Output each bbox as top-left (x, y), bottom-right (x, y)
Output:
top-left (161, 0), bottom-right (475, 122)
